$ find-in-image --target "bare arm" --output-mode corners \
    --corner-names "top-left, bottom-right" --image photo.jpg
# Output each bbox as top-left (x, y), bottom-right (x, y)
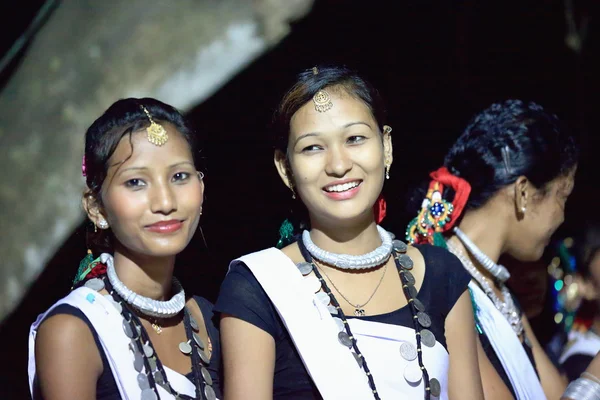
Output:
top-left (475, 335), bottom-right (515, 399)
top-left (445, 290), bottom-right (484, 400)
top-left (34, 314), bottom-right (102, 400)
top-left (561, 352), bottom-right (600, 399)
top-left (522, 316), bottom-right (566, 400)
top-left (220, 314), bottom-right (275, 400)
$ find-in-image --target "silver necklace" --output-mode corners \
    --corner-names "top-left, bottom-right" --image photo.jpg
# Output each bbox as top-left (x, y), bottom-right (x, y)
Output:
top-left (446, 241), bottom-right (523, 335)
top-left (103, 253), bottom-right (186, 319)
top-left (453, 227), bottom-right (511, 282)
top-left (316, 259), bottom-right (389, 316)
top-left (302, 225), bottom-right (393, 270)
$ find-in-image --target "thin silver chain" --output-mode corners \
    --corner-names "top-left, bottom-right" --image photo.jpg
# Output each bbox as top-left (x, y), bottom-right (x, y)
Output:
top-left (316, 259), bottom-right (389, 310)
top-left (446, 241), bottom-right (524, 336)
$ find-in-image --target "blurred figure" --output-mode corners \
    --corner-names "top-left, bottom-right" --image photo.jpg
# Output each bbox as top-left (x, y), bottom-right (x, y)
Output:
top-left (560, 221), bottom-right (600, 381)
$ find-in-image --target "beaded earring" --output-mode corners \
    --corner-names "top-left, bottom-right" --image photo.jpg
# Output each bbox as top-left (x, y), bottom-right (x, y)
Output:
top-left (276, 219), bottom-right (295, 249)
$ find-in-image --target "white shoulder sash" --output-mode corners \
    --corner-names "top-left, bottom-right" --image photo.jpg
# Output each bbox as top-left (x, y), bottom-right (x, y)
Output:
top-left (559, 330), bottom-right (600, 364)
top-left (237, 248), bottom-right (374, 399)
top-left (28, 287), bottom-right (195, 399)
top-left (470, 282), bottom-right (546, 400)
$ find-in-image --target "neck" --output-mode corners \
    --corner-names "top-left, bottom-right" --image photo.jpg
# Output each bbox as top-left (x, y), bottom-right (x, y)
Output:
top-left (112, 244), bottom-right (176, 301)
top-left (309, 213), bottom-right (381, 256)
top-left (450, 208), bottom-right (508, 284)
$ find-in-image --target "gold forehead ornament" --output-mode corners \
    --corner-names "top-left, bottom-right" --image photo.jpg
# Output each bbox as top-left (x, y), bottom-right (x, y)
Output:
top-left (141, 105), bottom-right (168, 146)
top-left (311, 66), bottom-right (333, 113)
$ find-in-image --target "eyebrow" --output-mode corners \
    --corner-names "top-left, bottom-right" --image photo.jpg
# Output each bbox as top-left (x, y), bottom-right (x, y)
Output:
top-left (293, 121), bottom-right (373, 147)
top-left (112, 161), bottom-right (195, 174)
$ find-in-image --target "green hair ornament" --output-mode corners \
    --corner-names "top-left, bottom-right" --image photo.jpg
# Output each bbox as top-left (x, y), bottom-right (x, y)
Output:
top-left (72, 250), bottom-right (101, 287)
top-left (276, 219), bottom-right (295, 249)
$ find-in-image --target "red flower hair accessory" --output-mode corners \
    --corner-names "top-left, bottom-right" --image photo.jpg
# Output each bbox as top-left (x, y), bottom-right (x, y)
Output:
top-left (405, 167), bottom-right (471, 245)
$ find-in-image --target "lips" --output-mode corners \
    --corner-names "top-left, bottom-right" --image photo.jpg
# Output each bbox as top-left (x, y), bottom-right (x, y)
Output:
top-left (322, 179), bottom-right (362, 200)
top-left (145, 219), bottom-right (184, 234)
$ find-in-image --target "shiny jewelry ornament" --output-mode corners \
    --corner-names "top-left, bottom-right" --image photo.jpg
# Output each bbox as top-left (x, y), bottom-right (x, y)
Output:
top-left (563, 376), bottom-right (600, 400)
top-left (316, 258), bottom-right (389, 316)
top-left (406, 181), bottom-right (454, 246)
top-left (297, 236), bottom-right (441, 399)
top-left (313, 89), bottom-right (333, 113)
top-left (104, 253), bottom-right (185, 319)
top-left (97, 219), bottom-right (109, 229)
top-left (141, 105), bottom-right (168, 146)
top-left (302, 225), bottom-right (393, 270)
top-left (446, 241), bottom-right (523, 335)
top-left (453, 227), bottom-right (510, 282)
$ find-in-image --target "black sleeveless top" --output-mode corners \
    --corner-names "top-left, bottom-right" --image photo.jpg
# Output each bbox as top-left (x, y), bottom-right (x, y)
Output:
top-left (214, 244), bottom-right (471, 399)
top-left (32, 296), bottom-right (221, 400)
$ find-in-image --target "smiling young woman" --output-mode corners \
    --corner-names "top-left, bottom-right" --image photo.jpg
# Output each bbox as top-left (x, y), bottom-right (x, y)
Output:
top-left (28, 98), bottom-right (220, 400)
top-left (214, 66), bottom-right (484, 400)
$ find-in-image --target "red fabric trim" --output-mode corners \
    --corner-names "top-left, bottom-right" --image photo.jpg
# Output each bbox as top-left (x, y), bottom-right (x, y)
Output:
top-left (429, 166), bottom-right (472, 231)
top-left (374, 195), bottom-right (387, 224)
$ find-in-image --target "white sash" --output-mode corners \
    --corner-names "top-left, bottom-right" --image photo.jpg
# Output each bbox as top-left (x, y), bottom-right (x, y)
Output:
top-left (237, 247), bottom-right (450, 399)
top-left (469, 282), bottom-right (546, 400)
top-left (559, 330), bottom-right (600, 364)
top-left (28, 287), bottom-right (196, 399)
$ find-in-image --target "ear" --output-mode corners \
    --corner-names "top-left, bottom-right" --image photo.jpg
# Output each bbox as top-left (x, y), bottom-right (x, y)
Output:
top-left (382, 126), bottom-right (393, 169)
top-left (274, 149), bottom-right (293, 190)
top-left (82, 191), bottom-right (108, 228)
top-left (514, 176), bottom-right (528, 217)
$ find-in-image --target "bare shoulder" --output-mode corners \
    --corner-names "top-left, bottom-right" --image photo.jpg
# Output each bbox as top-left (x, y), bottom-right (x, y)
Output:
top-left (35, 313), bottom-right (103, 397)
top-left (36, 312), bottom-right (102, 370)
top-left (279, 242), bottom-right (302, 263)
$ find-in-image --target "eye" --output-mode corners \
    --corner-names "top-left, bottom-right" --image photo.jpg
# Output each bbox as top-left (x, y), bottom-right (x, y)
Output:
top-left (172, 172), bottom-right (191, 182)
top-left (124, 178), bottom-right (146, 188)
top-left (347, 135), bottom-right (367, 144)
top-left (301, 144), bottom-right (323, 153)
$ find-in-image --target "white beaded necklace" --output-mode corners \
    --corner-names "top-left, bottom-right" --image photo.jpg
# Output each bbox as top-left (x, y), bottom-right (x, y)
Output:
top-left (453, 227), bottom-right (511, 282)
top-left (102, 253), bottom-right (186, 319)
top-left (301, 225), bottom-right (393, 270)
top-left (446, 241), bottom-right (524, 336)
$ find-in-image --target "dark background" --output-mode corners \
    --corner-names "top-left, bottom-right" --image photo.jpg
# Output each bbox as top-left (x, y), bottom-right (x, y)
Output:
top-left (1, 1), bottom-right (598, 398)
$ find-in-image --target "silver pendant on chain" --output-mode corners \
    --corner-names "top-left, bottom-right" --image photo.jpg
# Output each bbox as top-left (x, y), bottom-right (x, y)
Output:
top-left (354, 308), bottom-right (365, 316)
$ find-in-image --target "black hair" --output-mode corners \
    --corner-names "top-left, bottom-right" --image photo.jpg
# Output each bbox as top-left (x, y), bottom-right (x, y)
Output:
top-left (444, 99), bottom-right (578, 210)
top-left (272, 65), bottom-right (387, 154)
top-left (271, 65), bottom-right (387, 244)
top-left (83, 97), bottom-right (199, 252)
top-left (409, 99), bottom-right (579, 224)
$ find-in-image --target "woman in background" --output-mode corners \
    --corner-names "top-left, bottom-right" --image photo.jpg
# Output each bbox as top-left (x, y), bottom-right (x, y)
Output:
top-left (560, 221), bottom-right (600, 381)
top-left (407, 100), bottom-right (578, 399)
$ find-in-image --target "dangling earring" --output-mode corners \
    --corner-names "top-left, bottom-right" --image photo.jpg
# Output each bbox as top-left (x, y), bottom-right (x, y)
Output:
top-left (521, 206), bottom-right (527, 214)
top-left (385, 163), bottom-right (391, 180)
top-left (94, 224), bottom-right (97, 233)
top-left (291, 187), bottom-right (296, 200)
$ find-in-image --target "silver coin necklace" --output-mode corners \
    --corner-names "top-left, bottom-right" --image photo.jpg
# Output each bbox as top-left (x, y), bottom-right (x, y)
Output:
top-left (85, 275), bottom-right (217, 400)
top-left (298, 235), bottom-right (443, 399)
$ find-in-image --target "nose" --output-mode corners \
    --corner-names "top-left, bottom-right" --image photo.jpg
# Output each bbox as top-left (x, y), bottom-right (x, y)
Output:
top-left (150, 181), bottom-right (177, 215)
top-left (325, 145), bottom-right (352, 177)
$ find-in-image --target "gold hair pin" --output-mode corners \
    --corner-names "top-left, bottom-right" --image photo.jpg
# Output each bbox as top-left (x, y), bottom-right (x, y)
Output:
top-left (141, 105), bottom-right (168, 146)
